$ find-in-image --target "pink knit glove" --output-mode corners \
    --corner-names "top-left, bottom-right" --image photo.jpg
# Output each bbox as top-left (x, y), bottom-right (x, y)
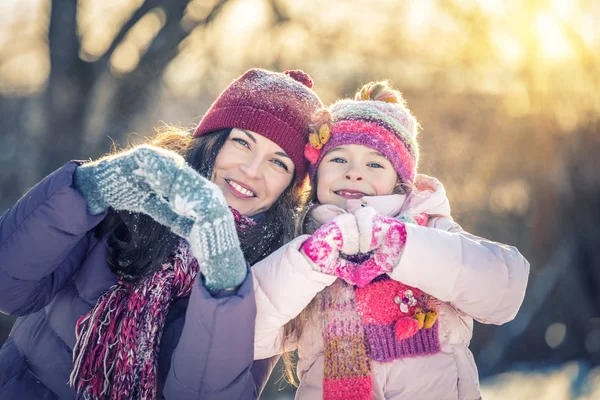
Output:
top-left (300, 213), bottom-right (359, 278)
top-left (344, 258), bottom-right (385, 287)
top-left (354, 207), bottom-right (408, 274)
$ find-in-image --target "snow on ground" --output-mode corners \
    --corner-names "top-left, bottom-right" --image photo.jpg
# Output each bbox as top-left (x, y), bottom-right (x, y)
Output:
top-left (481, 362), bottom-right (600, 400)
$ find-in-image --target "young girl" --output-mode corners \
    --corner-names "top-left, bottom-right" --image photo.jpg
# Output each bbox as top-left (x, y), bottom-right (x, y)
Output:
top-left (0, 68), bottom-right (323, 399)
top-left (252, 82), bottom-right (530, 399)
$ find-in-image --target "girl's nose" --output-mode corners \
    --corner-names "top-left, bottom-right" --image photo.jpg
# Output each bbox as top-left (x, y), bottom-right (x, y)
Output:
top-left (345, 172), bottom-right (363, 181)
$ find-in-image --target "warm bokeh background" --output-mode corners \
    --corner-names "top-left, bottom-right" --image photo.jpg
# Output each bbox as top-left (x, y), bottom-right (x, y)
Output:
top-left (1, 0), bottom-right (599, 398)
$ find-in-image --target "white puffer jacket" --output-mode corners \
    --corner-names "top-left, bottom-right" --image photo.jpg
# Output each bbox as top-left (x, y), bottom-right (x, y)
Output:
top-left (252, 175), bottom-right (530, 400)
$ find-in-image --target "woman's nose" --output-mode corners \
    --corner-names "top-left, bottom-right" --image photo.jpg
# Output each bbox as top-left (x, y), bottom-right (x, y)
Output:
top-left (240, 158), bottom-right (261, 178)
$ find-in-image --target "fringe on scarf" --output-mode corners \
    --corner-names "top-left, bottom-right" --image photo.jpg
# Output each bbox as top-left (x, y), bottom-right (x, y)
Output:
top-left (70, 207), bottom-right (257, 399)
top-left (70, 241), bottom-right (198, 400)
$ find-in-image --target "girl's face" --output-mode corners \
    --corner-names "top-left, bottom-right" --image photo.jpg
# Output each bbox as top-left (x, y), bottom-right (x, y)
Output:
top-left (316, 144), bottom-right (398, 210)
top-left (212, 128), bottom-right (295, 216)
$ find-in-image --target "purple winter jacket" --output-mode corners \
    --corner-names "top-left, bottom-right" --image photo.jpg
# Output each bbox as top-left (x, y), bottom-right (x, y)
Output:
top-left (0, 162), bottom-right (278, 399)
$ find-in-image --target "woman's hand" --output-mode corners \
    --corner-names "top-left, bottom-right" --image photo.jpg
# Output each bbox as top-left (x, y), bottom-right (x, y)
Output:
top-left (75, 144), bottom-right (247, 292)
top-left (74, 145), bottom-right (193, 232)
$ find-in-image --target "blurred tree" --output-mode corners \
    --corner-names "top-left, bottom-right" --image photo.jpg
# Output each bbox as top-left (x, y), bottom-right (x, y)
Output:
top-left (0, 0), bottom-right (599, 398)
top-left (0, 0), bottom-right (232, 346)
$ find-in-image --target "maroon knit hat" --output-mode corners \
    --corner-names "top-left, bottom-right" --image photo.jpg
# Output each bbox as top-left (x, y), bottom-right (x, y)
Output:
top-left (193, 68), bottom-right (323, 178)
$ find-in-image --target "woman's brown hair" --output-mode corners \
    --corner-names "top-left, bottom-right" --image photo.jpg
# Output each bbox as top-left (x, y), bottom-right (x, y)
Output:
top-left (94, 127), bottom-right (312, 282)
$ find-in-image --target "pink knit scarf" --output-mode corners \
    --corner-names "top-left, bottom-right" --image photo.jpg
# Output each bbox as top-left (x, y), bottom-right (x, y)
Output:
top-left (70, 240), bottom-right (199, 399)
top-left (322, 212), bottom-right (439, 400)
top-left (70, 208), bottom-right (255, 400)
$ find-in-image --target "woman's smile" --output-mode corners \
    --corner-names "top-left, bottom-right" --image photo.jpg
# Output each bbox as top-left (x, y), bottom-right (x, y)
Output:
top-left (212, 128), bottom-right (294, 216)
top-left (225, 179), bottom-right (257, 198)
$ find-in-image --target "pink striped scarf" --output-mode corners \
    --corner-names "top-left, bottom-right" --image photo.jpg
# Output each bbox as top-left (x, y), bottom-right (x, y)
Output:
top-left (322, 212), bottom-right (437, 400)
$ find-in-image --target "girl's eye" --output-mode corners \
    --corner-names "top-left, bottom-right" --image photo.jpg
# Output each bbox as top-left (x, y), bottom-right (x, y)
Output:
top-left (330, 157), bottom-right (346, 163)
top-left (367, 162), bottom-right (384, 169)
top-left (232, 138), bottom-right (250, 148)
top-left (271, 159), bottom-right (290, 172)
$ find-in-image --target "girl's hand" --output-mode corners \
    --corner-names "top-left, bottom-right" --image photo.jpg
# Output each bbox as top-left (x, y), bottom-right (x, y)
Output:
top-left (344, 258), bottom-right (387, 287)
top-left (354, 206), bottom-right (407, 273)
top-left (300, 213), bottom-right (359, 275)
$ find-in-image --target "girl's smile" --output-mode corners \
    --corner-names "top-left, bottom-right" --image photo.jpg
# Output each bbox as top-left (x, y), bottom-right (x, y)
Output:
top-left (316, 144), bottom-right (398, 210)
top-left (333, 189), bottom-right (369, 199)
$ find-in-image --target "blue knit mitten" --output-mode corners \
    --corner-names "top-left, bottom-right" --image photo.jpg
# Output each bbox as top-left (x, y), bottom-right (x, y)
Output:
top-left (75, 145), bottom-right (197, 235)
top-left (75, 145), bottom-right (247, 292)
top-left (144, 157), bottom-right (248, 292)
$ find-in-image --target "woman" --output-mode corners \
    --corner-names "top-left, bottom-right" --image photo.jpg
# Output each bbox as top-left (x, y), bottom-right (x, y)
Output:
top-left (0, 68), bottom-right (323, 399)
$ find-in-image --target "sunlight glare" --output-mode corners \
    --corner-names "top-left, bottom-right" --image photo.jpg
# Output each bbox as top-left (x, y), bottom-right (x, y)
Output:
top-left (211, 0), bottom-right (270, 68)
top-left (110, 41), bottom-right (140, 76)
top-left (550, 0), bottom-right (572, 19)
top-left (404, 0), bottom-right (434, 36)
top-left (0, 44), bottom-right (49, 95)
top-left (580, 14), bottom-right (599, 49)
top-left (163, 28), bottom-right (210, 99)
top-left (225, 0), bottom-right (268, 33)
top-left (492, 33), bottom-right (524, 67)
top-left (181, 0), bottom-right (220, 31)
top-left (535, 13), bottom-right (573, 62)
top-left (0, 0), bottom-right (50, 95)
top-left (477, 0), bottom-right (505, 16)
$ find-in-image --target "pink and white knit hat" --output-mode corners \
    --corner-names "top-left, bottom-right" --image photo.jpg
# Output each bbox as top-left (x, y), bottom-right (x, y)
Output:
top-left (305, 82), bottom-right (420, 185)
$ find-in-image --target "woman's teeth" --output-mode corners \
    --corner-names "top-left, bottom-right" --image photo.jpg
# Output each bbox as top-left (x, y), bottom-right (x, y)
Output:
top-left (229, 180), bottom-right (255, 197)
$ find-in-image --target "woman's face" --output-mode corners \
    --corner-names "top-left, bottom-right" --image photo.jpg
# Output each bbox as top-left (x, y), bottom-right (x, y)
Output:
top-left (212, 128), bottom-right (295, 216)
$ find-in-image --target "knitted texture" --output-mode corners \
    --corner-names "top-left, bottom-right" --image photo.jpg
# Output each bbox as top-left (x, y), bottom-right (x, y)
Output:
top-left (75, 144), bottom-right (247, 292)
top-left (301, 213), bottom-right (359, 277)
top-left (74, 145), bottom-right (194, 235)
top-left (355, 276), bottom-right (441, 362)
top-left (355, 206), bottom-right (408, 277)
top-left (306, 87), bottom-right (419, 184)
top-left (70, 204), bottom-right (257, 400)
top-left (322, 212), bottom-right (441, 400)
top-left (305, 206), bottom-right (408, 288)
top-left (188, 216), bottom-right (246, 291)
top-left (193, 68), bottom-right (323, 178)
top-left (70, 241), bottom-right (200, 400)
top-left (322, 279), bottom-right (372, 400)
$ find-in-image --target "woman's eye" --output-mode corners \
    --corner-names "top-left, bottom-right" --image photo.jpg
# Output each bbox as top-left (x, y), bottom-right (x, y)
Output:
top-left (272, 159), bottom-right (290, 172)
top-left (232, 138), bottom-right (250, 148)
top-left (367, 162), bottom-right (384, 169)
top-left (330, 157), bottom-right (346, 163)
